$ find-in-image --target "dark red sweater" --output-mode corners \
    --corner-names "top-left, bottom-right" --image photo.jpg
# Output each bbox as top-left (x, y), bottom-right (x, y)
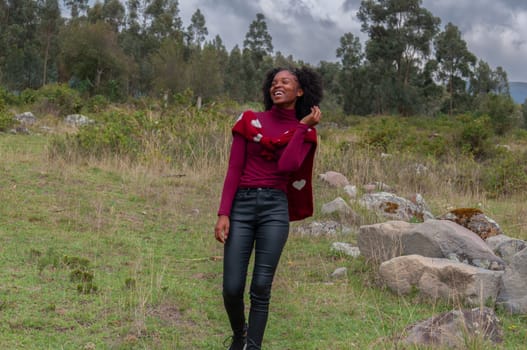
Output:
top-left (218, 106), bottom-right (314, 217)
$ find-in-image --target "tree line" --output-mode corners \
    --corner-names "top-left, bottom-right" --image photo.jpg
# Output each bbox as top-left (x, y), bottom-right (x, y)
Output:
top-left (0, 0), bottom-right (518, 121)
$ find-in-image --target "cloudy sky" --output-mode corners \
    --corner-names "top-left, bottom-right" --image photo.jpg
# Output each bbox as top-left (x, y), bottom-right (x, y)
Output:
top-left (178, 0), bottom-right (527, 82)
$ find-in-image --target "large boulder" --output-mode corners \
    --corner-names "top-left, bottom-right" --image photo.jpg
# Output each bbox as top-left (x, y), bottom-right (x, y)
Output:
top-left (380, 255), bottom-right (503, 306)
top-left (359, 192), bottom-right (434, 222)
top-left (400, 307), bottom-right (502, 348)
top-left (358, 219), bottom-right (505, 270)
top-left (497, 247), bottom-right (527, 314)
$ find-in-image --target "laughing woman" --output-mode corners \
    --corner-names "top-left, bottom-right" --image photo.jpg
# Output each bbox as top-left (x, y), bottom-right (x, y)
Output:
top-left (214, 66), bottom-right (323, 349)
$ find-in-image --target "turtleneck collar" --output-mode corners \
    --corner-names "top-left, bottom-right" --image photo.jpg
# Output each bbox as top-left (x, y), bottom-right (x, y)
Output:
top-left (270, 105), bottom-right (298, 122)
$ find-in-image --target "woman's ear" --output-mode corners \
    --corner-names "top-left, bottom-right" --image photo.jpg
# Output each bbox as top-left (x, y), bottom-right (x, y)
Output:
top-left (297, 88), bottom-right (304, 97)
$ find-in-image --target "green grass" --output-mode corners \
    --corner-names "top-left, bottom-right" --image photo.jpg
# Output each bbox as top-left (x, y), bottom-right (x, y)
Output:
top-left (1, 131), bottom-right (527, 349)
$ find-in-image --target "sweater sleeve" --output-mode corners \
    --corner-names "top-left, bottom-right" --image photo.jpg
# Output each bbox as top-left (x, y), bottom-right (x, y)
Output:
top-left (217, 133), bottom-right (247, 216)
top-left (277, 123), bottom-right (313, 173)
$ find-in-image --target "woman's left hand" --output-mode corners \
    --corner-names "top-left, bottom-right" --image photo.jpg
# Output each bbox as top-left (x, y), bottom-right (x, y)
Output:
top-left (300, 106), bottom-right (321, 127)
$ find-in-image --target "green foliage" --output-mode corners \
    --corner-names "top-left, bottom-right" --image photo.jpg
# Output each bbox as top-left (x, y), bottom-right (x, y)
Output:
top-left (27, 83), bottom-right (83, 115)
top-left (455, 114), bottom-right (494, 159)
top-left (482, 149), bottom-right (527, 197)
top-left (84, 94), bottom-right (109, 113)
top-left (477, 93), bottom-right (518, 134)
top-left (0, 95), bottom-right (16, 131)
top-left (68, 110), bottom-right (149, 158)
top-left (362, 117), bottom-right (403, 152)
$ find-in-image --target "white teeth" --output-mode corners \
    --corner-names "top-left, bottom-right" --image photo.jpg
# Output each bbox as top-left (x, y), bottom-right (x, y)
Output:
top-left (274, 91), bottom-right (284, 96)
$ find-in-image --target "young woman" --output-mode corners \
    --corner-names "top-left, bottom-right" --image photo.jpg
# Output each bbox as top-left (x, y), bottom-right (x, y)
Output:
top-left (215, 66), bottom-right (323, 349)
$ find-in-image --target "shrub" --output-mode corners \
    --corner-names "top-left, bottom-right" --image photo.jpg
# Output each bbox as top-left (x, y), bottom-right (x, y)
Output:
top-left (27, 84), bottom-right (83, 116)
top-left (477, 93), bottom-right (518, 135)
top-left (481, 148), bottom-right (527, 197)
top-left (0, 111), bottom-right (16, 132)
top-left (362, 117), bottom-right (403, 152)
top-left (50, 110), bottom-right (152, 159)
top-left (84, 94), bottom-right (109, 113)
top-left (455, 114), bottom-right (494, 159)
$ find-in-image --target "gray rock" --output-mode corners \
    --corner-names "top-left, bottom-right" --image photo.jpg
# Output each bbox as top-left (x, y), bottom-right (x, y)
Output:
top-left (65, 114), bottom-right (94, 126)
top-left (359, 192), bottom-right (434, 222)
top-left (330, 267), bottom-right (347, 279)
top-left (497, 247), bottom-right (527, 314)
top-left (321, 197), bottom-right (352, 215)
top-left (437, 208), bottom-right (503, 239)
top-left (358, 219), bottom-right (505, 270)
top-left (343, 184), bottom-right (357, 199)
top-left (14, 112), bottom-right (36, 125)
top-left (331, 242), bottom-right (360, 258)
top-left (380, 255), bottom-right (503, 306)
top-left (319, 171), bottom-right (349, 187)
top-left (294, 220), bottom-right (341, 237)
top-left (400, 307), bottom-right (502, 348)
top-left (486, 234), bottom-right (513, 251)
top-left (494, 239), bottom-right (527, 263)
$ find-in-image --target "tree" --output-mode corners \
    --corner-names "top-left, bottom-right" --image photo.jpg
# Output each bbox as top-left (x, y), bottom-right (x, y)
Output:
top-left (38, 0), bottom-right (62, 85)
top-left (59, 21), bottom-right (135, 97)
top-left (186, 8), bottom-right (207, 48)
top-left (1, 0), bottom-right (42, 90)
top-left (150, 38), bottom-right (188, 97)
top-left (188, 42), bottom-right (224, 103)
top-left (336, 32), bottom-right (364, 114)
top-left (144, 0), bottom-right (182, 40)
top-left (63, 0), bottom-right (89, 19)
top-left (243, 13), bottom-right (273, 64)
top-left (224, 45), bottom-right (245, 102)
top-left (434, 22), bottom-right (476, 114)
top-left (357, 0), bottom-right (440, 115)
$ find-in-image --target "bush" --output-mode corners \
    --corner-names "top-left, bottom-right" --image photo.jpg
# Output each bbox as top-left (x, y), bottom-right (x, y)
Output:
top-left (455, 114), bottom-right (494, 159)
top-left (477, 93), bottom-right (518, 134)
top-left (84, 94), bottom-right (109, 113)
top-left (50, 110), bottom-right (152, 159)
top-left (362, 117), bottom-right (403, 152)
top-left (0, 111), bottom-right (16, 132)
top-left (25, 84), bottom-right (83, 116)
top-left (481, 149), bottom-right (527, 197)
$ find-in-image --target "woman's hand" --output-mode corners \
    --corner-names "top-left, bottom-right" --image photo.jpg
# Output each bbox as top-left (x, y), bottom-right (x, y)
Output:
top-left (214, 215), bottom-right (230, 244)
top-left (300, 106), bottom-right (321, 127)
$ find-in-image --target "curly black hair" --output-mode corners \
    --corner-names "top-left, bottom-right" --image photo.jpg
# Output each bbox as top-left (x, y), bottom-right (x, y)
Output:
top-left (262, 66), bottom-right (324, 120)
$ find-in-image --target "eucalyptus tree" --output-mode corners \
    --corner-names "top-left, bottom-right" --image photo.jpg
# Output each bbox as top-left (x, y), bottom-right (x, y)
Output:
top-left (1, 0), bottom-right (41, 89)
top-left (224, 45), bottom-right (245, 102)
top-left (144, 0), bottom-right (182, 41)
top-left (357, 0), bottom-right (440, 115)
top-left (242, 13), bottom-right (274, 100)
top-left (186, 8), bottom-right (208, 48)
top-left (434, 22), bottom-right (476, 114)
top-left (243, 13), bottom-right (273, 65)
top-left (63, 0), bottom-right (89, 19)
top-left (336, 32), bottom-right (364, 114)
top-left (38, 0), bottom-right (63, 85)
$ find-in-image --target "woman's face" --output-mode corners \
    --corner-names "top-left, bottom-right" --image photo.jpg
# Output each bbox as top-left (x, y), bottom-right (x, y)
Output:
top-left (269, 70), bottom-right (304, 109)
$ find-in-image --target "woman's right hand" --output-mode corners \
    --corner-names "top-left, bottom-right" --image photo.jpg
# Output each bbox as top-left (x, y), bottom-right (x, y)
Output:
top-left (214, 215), bottom-right (230, 244)
top-left (300, 106), bottom-right (321, 127)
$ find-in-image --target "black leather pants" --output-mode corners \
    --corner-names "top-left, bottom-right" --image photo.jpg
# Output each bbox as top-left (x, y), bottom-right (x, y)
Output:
top-left (223, 188), bottom-right (290, 349)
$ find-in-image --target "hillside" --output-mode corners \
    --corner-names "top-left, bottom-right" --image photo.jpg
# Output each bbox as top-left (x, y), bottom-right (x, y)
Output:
top-left (510, 82), bottom-right (527, 104)
top-left (1, 106), bottom-right (527, 348)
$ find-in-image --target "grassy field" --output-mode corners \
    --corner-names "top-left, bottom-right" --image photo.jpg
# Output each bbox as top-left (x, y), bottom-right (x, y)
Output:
top-left (1, 120), bottom-right (527, 349)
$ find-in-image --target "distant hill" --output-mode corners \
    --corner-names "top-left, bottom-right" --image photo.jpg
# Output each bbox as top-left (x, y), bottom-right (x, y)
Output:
top-left (510, 82), bottom-right (527, 104)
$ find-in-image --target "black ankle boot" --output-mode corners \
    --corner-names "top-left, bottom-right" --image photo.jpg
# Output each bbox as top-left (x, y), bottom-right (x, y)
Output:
top-left (226, 324), bottom-right (247, 350)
